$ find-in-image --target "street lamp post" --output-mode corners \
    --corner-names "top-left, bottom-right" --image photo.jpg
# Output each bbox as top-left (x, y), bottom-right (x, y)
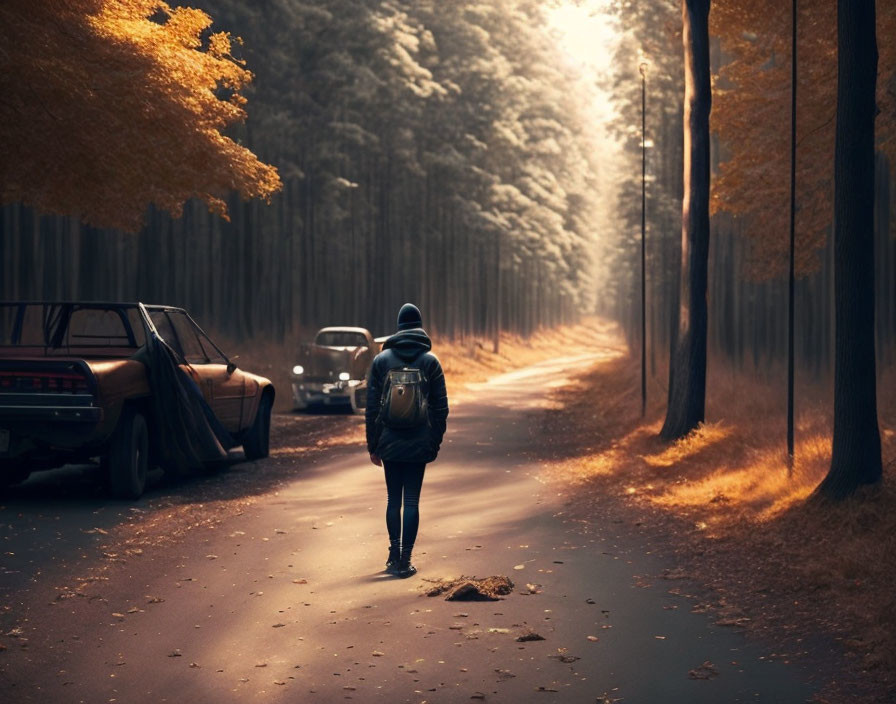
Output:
top-left (639, 61), bottom-right (648, 417)
top-left (787, 0), bottom-right (797, 462)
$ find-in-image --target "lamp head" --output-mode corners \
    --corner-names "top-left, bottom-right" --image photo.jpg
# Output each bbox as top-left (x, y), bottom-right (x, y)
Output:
top-left (639, 62), bottom-right (649, 76)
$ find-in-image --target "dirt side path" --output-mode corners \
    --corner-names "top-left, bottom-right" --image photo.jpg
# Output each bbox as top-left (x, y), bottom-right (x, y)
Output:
top-left (1, 339), bottom-right (818, 703)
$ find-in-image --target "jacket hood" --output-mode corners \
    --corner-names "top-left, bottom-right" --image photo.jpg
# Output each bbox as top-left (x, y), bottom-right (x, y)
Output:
top-left (382, 328), bottom-right (432, 362)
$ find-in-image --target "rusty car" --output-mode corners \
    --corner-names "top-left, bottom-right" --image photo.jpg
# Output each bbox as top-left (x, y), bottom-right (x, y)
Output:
top-left (290, 326), bottom-right (382, 413)
top-left (0, 302), bottom-right (274, 498)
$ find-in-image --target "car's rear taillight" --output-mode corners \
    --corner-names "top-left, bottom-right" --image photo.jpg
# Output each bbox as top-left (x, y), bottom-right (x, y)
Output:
top-left (0, 370), bottom-right (90, 394)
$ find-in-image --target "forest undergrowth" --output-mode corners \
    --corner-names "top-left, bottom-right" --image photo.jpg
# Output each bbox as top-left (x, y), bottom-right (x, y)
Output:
top-left (537, 352), bottom-right (896, 702)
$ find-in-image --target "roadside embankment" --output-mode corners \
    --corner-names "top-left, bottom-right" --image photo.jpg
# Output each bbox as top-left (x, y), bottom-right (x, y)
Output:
top-left (534, 350), bottom-right (896, 702)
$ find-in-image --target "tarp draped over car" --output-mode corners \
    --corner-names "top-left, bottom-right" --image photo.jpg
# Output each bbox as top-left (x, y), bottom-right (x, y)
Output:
top-left (141, 327), bottom-right (233, 474)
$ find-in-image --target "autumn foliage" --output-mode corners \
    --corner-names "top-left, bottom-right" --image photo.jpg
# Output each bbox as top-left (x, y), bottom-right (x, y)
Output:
top-left (0, 0), bottom-right (281, 231)
top-left (711, 1), bottom-right (896, 277)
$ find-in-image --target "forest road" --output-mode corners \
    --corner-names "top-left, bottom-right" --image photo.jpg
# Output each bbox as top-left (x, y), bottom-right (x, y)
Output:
top-left (0, 347), bottom-right (819, 703)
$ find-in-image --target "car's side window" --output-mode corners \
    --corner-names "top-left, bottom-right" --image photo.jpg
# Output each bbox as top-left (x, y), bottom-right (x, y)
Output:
top-left (149, 311), bottom-right (183, 358)
top-left (195, 328), bottom-right (228, 365)
top-left (67, 308), bottom-right (130, 347)
top-left (126, 309), bottom-right (147, 347)
top-left (168, 312), bottom-right (208, 364)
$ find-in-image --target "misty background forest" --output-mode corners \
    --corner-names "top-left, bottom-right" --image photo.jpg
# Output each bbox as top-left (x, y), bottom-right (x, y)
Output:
top-left (0, 0), bottom-right (893, 427)
top-left (2, 0), bottom-right (894, 377)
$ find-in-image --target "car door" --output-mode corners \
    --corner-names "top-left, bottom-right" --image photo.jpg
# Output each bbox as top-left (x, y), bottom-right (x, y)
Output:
top-left (148, 308), bottom-right (205, 390)
top-left (166, 311), bottom-right (246, 433)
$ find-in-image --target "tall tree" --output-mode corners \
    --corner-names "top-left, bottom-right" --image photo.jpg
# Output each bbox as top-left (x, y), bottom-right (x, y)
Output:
top-left (0, 0), bottom-right (280, 232)
top-left (816, 0), bottom-right (882, 499)
top-left (660, 0), bottom-right (713, 441)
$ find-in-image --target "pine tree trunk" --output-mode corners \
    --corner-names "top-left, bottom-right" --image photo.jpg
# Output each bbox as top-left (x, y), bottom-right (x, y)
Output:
top-left (817, 0), bottom-right (882, 499)
top-left (660, 0), bottom-right (712, 441)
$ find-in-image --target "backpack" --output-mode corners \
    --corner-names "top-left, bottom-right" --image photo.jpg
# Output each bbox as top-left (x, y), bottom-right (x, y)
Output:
top-left (379, 366), bottom-right (428, 429)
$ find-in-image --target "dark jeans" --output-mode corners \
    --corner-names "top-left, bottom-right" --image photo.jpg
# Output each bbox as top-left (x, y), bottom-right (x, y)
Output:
top-left (383, 460), bottom-right (426, 550)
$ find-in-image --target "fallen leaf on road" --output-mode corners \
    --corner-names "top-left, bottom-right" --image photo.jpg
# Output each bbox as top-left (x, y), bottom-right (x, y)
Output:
top-left (274, 680), bottom-right (286, 685)
top-left (488, 628), bottom-right (509, 634)
top-left (516, 630), bottom-right (545, 642)
top-left (206, 555), bottom-right (218, 560)
top-left (587, 636), bottom-right (599, 642)
top-left (146, 596), bottom-right (164, 603)
top-left (688, 661), bottom-right (718, 680)
top-left (715, 616), bottom-right (750, 627)
top-left (551, 654), bottom-right (580, 664)
top-left (372, 650), bottom-right (385, 657)
top-left (470, 693), bottom-right (485, 700)
top-left (111, 613), bottom-right (125, 619)
top-left (272, 623), bottom-right (285, 628)
top-left (536, 686), bottom-right (559, 692)
top-left (189, 662), bottom-right (200, 668)
top-left (255, 663), bottom-right (267, 668)
top-left (513, 564), bottom-right (525, 570)
top-left (586, 598), bottom-right (596, 604)
top-left (168, 650), bottom-right (182, 657)
top-left (292, 579), bottom-right (308, 584)
top-left (127, 607), bottom-right (140, 614)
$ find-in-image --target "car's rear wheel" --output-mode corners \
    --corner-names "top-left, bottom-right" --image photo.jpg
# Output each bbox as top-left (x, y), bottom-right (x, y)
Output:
top-left (107, 407), bottom-right (149, 500)
top-left (244, 393), bottom-right (272, 460)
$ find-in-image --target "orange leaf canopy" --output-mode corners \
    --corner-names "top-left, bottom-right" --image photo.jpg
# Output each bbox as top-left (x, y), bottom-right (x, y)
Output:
top-left (0, 0), bottom-right (281, 232)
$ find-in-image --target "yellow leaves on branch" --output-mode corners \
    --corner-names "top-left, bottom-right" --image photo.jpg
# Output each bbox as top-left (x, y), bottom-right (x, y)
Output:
top-left (0, 0), bottom-right (281, 232)
top-left (710, 1), bottom-right (895, 279)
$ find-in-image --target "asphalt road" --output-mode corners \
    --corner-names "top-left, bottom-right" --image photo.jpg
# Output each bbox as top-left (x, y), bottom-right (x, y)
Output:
top-left (1, 350), bottom-right (818, 703)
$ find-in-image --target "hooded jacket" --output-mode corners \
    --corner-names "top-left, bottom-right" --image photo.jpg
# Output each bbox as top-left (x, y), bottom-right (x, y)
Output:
top-left (365, 328), bottom-right (449, 463)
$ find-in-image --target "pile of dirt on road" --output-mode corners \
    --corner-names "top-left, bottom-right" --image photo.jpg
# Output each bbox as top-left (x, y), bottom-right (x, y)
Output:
top-left (536, 353), bottom-right (896, 702)
top-left (424, 576), bottom-right (514, 601)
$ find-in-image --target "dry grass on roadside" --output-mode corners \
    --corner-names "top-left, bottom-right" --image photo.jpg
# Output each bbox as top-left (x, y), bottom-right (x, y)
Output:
top-left (538, 355), bottom-right (896, 700)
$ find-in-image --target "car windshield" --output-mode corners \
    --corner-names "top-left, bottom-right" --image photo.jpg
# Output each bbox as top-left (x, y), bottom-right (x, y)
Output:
top-left (0, 303), bottom-right (141, 350)
top-left (315, 331), bottom-right (367, 348)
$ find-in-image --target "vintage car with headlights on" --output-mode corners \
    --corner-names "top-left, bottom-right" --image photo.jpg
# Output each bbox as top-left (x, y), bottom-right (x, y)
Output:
top-left (0, 301), bottom-right (275, 498)
top-left (290, 327), bottom-right (380, 413)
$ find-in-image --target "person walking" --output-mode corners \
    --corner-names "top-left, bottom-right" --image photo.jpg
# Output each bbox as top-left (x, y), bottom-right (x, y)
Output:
top-left (366, 303), bottom-right (449, 578)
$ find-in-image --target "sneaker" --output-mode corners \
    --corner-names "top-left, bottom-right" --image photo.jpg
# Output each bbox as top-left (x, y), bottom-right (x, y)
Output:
top-left (385, 545), bottom-right (400, 574)
top-left (397, 560), bottom-right (417, 578)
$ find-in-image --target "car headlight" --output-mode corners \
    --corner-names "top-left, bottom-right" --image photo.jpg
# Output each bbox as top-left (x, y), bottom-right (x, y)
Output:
top-left (338, 372), bottom-right (350, 381)
top-left (292, 365), bottom-right (304, 375)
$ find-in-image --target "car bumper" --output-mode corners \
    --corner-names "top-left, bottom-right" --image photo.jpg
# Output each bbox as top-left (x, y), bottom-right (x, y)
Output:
top-left (0, 393), bottom-right (104, 457)
top-left (0, 405), bottom-right (102, 422)
top-left (0, 393), bottom-right (102, 423)
top-left (292, 381), bottom-right (350, 404)
top-left (291, 379), bottom-right (364, 405)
